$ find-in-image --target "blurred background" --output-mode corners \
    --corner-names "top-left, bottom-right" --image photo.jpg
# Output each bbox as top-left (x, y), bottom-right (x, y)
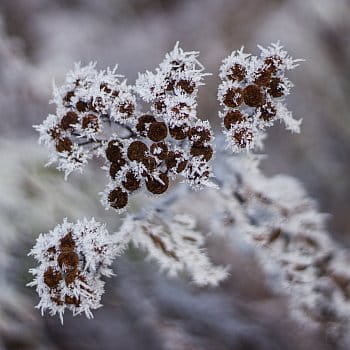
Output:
top-left (0, 0), bottom-right (349, 349)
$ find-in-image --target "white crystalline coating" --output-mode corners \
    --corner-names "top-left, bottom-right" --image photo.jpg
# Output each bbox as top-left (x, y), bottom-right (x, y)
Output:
top-left (28, 218), bottom-right (127, 323)
top-left (207, 151), bottom-right (350, 339)
top-left (218, 42), bottom-right (302, 153)
top-left (34, 62), bottom-right (137, 179)
top-left (118, 213), bottom-right (228, 287)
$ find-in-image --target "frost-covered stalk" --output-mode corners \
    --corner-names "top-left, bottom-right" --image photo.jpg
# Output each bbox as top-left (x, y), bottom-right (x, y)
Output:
top-left (33, 42), bottom-right (347, 334)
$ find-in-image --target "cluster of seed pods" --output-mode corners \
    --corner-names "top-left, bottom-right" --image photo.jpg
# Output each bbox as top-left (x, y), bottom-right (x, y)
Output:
top-left (28, 219), bottom-right (118, 321)
top-left (102, 43), bottom-right (215, 211)
top-left (218, 43), bottom-right (300, 152)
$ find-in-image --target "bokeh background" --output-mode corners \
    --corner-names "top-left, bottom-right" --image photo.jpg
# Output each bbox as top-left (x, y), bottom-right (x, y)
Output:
top-left (0, 0), bottom-right (349, 349)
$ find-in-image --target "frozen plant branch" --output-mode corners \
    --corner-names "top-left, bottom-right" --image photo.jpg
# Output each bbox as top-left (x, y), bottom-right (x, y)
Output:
top-left (29, 42), bottom-right (313, 325)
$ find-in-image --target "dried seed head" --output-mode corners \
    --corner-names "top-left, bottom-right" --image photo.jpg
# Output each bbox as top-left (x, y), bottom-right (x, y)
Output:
top-left (264, 55), bottom-right (283, 73)
top-left (141, 156), bottom-right (157, 172)
top-left (57, 251), bottom-right (79, 269)
top-left (122, 171), bottom-right (141, 192)
top-left (136, 114), bottom-right (156, 136)
top-left (127, 141), bottom-right (148, 161)
top-left (65, 295), bottom-right (80, 306)
top-left (165, 151), bottom-right (179, 170)
top-left (100, 83), bottom-right (112, 93)
top-left (65, 270), bottom-right (79, 285)
top-left (105, 141), bottom-right (123, 163)
top-left (49, 126), bottom-right (61, 140)
top-left (224, 110), bottom-right (245, 129)
top-left (108, 187), bottom-right (128, 209)
top-left (243, 84), bottom-right (265, 107)
top-left (169, 125), bottom-right (188, 140)
top-left (259, 103), bottom-right (277, 121)
top-left (56, 137), bottom-right (73, 153)
top-left (60, 232), bottom-right (75, 251)
top-left (176, 79), bottom-right (195, 94)
top-left (190, 144), bottom-right (213, 161)
top-left (109, 159), bottom-right (126, 179)
top-left (63, 91), bottom-right (75, 105)
top-left (61, 112), bottom-right (78, 130)
top-left (268, 78), bottom-right (284, 98)
top-left (223, 88), bottom-right (243, 108)
top-left (82, 114), bottom-right (99, 130)
top-left (254, 68), bottom-right (272, 87)
top-left (146, 173), bottom-right (169, 194)
top-left (154, 100), bottom-right (166, 112)
top-left (119, 102), bottom-right (134, 116)
top-left (150, 142), bottom-right (168, 160)
top-left (44, 267), bottom-right (62, 289)
top-left (227, 63), bottom-right (246, 81)
top-left (76, 100), bottom-right (88, 112)
top-left (233, 128), bottom-right (253, 148)
top-left (188, 127), bottom-right (211, 143)
top-left (147, 121), bottom-right (168, 142)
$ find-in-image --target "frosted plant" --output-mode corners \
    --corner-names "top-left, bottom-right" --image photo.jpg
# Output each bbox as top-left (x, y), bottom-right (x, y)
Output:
top-left (119, 209), bottom-right (228, 287)
top-left (218, 42), bottom-right (303, 152)
top-left (28, 218), bottom-right (126, 323)
top-left (30, 41), bottom-right (350, 342)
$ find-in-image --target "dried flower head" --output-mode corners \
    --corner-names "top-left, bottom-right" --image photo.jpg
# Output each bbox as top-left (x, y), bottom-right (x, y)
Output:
top-left (28, 218), bottom-right (124, 323)
top-left (218, 42), bottom-right (303, 152)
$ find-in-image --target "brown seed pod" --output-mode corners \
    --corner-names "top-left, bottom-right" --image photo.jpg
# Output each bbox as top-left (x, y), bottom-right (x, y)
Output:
top-left (190, 144), bottom-right (213, 161)
top-left (223, 88), bottom-right (243, 108)
top-left (61, 112), bottom-right (78, 130)
top-left (147, 121), bottom-right (168, 142)
top-left (165, 151), bottom-right (178, 170)
top-left (105, 141), bottom-right (123, 163)
top-left (122, 171), bottom-right (141, 192)
top-left (150, 142), bottom-right (168, 160)
top-left (109, 159), bottom-right (126, 179)
top-left (108, 187), bottom-right (128, 209)
top-left (176, 79), bottom-right (195, 94)
top-left (227, 64), bottom-right (246, 82)
top-left (169, 125), bottom-right (188, 140)
top-left (268, 78), bottom-right (284, 98)
top-left (56, 137), bottom-right (73, 153)
top-left (63, 91), bottom-right (75, 105)
top-left (82, 114), bottom-right (99, 130)
top-left (146, 173), bottom-right (169, 194)
top-left (243, 85), bottom-right (265, 107)
top-left (254, 68), bottom-right (272, 87)
top-left (76, 100), bottom-right (88, 112)
top-left (60, 232), bottom-right (75, 251)
top-left (44, 267), bottom-right (62, 288)
top-left (141, 156), bottom-right (157, 172)
top-left (119, 102), bottom-right (134, 116)
top-left (154, 100), bottom-right (166, 112)
top-left (233, 128), bottom-right (253, 148)
top-left (224, 110), bottom-right (245, 129)
top-left (171, 103), bottom-right (190, 118)
top-left (65, 270), bottom-right (79, 285)
top-left (65, 295), bottom-right (81, 306)
top-left (136, 115), bottom-right (156, 136)
top-left (264, 55), bottom-right (283, 73)
top-left (176, 158), bottom-right (188, 173)
top-left (188, 127), bottom-right (211, 143)
top-left (49, 126), bottom-right (61, 140)
top-left (127, 141), bottom-right (148, 161)
top-left (259, 103), bottom-right (277, 121)
top-left (100, 83), bottom-right (112, 93)
top-left (58, 251), bottom-right (79, 269)
top-left (166, 78), bottom-right (175, 91)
